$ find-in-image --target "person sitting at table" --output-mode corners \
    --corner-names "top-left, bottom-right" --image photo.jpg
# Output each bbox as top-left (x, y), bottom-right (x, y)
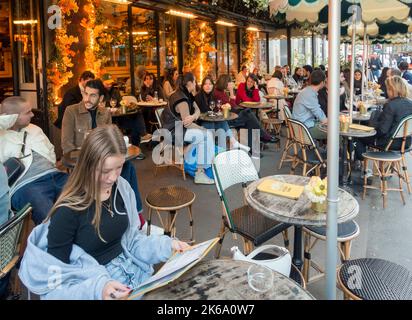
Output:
top-left (160, 72), bottom-right (215, 185)
top-left (162, 67), bottom-right (179, 100)
top-left (292, 69), bottom-right (327, 140)
top-left (302, 65), bottom-right (313, 87)
top-left (214, 74), bottom-right (276, 147)
top-left (399, 61), bottom-right (412, 85)
top-left (292, 67), bottom-right (304, 86)
top-left (194, 76), bottom-right (249, 152)
top-left (102, 73), bottom-right (122, 108)
top-left (54, 70), bottom-right (95, 129)
top-left (353, 69), bottom-right (363, 97)
top-left (61, 80), bottom-right (147, 227)
top-left (235, 74), bottom-right (261, 105)
top-left (141, 73), bottom-right (165, 102)
top-left (354, 76), bottom-right (412, 162)
top-left (318, 71), bottom-right (347, 116)
top-left (378, 67), bottom-right (390, 97)
top-left (235, 65), bottom-right (248, 87)
top-left (266, 70), bottom-right (288, 120)
top-left (19, 125), bottom-right (189, 300)
top-left (126, 65), bottom-right (146, 96)
top-left (0, 97), bottom-right (68, 225)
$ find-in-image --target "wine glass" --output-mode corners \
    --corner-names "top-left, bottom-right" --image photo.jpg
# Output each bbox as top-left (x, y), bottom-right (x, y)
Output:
top-left (247, 264), bottom-right (274, 293)
top-left (209, 100), bottom-right (215, 112)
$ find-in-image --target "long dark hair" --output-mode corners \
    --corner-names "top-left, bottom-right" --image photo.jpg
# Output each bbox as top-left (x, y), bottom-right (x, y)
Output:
top-left (195, 76), bottom-right (214, 113)
top-left (245, 74), bottom-right (257, 98)
top-left (215, 74), bottom-right (230, 91)
top-left (164, 67), bottom-right (178, 89)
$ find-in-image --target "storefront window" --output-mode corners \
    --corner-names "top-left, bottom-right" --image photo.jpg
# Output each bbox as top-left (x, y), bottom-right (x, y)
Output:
top-left (0, 0), bottom-right (12, 101)
top-left (254, 32), bottom-right (267, 75)
top-left (228, 27), bottom-right (238, 79)
top-left (216, 25), bottom-right (227, 77)
top-left (269, 30), bottom-right (288, 73)
top-left (159, 13), bottom-right (177, 73)
top-left (291, 37), bottom-right (312, 70)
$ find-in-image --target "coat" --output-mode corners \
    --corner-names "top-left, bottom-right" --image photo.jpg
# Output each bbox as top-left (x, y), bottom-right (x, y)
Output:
top-left (54, 85), bottom-right (83, 129)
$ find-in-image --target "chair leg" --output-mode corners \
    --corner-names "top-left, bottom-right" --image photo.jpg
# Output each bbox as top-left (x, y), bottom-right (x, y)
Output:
top-left (380, 161), bottom-right (387, 209)
top-left (401, 154), bottom-right (411, 194)
top-left (282, 229), bottom-right (289, 251)
top-left (215, 220), bottom-right (227, 259)
top-left (147, 207), bottom-right (152, 236)
top-left (303, 233), bottom-right (312, 283)
top-left (362, 159), bottom-right (369, 200)
top-left (243, 238), bottom-right (254, 255)
top-left (188, 205), bottom-right (194, 244)
top-left (395, 161), bottom-right (406, 205)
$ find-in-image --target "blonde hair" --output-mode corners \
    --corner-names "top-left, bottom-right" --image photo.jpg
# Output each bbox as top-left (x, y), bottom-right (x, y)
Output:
top-left (386, 75), bottom-right (408, 98)
top-left (46, 124), bottom-right (127, 241)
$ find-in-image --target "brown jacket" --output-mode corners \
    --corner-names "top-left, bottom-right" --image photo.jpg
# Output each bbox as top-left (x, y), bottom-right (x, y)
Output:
top-left (61, 102), bottom-right (112, 154)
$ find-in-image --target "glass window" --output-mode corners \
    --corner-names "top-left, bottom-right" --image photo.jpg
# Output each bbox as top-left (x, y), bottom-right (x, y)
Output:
top-left (254, 32), bottom-right (267, 75)
top-left (228, 27), bottom-right (238, 79)
top-left (159, 13), bottom-right (177, 72)
top-left (269, 30), bottom-right (288, 73)
top-left (0, 0), bottom-right (13, 101)
top-left (216, 25), bottom-right (227, 77)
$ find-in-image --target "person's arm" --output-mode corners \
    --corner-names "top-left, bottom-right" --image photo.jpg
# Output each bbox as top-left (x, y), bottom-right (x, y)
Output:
top-left (163, 81), bottom-right (173, 99)
top-left (306, 92), bottom-right (327, 123)
top-left (175, 102), bottom-right (202, 129)
top-left (61, 106), bottom-right (77, 155)
top-left (235, 83), bottom-right (248, 104)
top-left (376, 104), bottom-right (394, 137)
top-left (252, 88), bottom-right (261, 102)
top-left (47, 206), bottom-right (79, 264)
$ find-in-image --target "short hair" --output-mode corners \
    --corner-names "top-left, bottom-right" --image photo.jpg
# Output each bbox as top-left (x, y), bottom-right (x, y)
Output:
top-left (303, 65), bottom-right (313, 74)
top-left (318, 64), bottom-right (326, 71)
top-left (177, 72), bottom-right (195, 88)
top-left (386, 75), bottom-right (408, 98)
top-left (0, 96), bottom-right (28, 114)
top-left (80, 71), bottom-right (95, 81)
top-left (273, 70), bottom-right (283, 80)
top-left (398, 61), bottom-right (409, 71)
top-left (241, 66), bottom-right (247, 72)
top-left (390, 68), bottom-right (402, 77)
top-left (247, 74), bottom-right (258, 84)
top-left (215, 74), bottom-right (230, 91)
top-left (85, 79), bottom-right (105, 96)
top-left (309, 69), bottom-right (326, 85)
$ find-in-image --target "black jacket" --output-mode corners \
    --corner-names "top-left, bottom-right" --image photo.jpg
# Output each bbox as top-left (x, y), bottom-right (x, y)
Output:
top-left (318, 87), bottom-right (346, 116)
top-left (54, 85), bottom-right (83, 129)
top-left (375, 97), bottom-right (412, 148)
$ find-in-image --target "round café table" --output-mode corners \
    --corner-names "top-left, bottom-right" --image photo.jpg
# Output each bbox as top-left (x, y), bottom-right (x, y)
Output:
top-left (144, 259), bottom-right (314, 300)
top-left (111, 108), bottom-right (140, 118)
top-left (264, 94), bottom-right (294, 118)
top-left (62, 145), bottom-right (141, 170)
top-left (238, 101), bottom-right (272, 118)
top-left (136, 100), bottom-right (167, 108)
top-left (198, 111), bottom-right (238, 122)
top-left (245, 174), bottom-right (359, 270)
top-left (351, 111), bottom-right (372, 122)
top-left (318, 123), bottom-right (376, 187)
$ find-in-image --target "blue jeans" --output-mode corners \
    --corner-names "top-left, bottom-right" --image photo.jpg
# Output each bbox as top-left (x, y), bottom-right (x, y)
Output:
top-left (184, 128), bottom-right (215, 169)
top-left (121, 161), bottom-right (143, 215)
top-left (11, 171), bottom-right (68, 225)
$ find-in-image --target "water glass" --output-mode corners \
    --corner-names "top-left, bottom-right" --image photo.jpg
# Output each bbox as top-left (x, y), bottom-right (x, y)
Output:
top-left (154, 91), bottom-right (158, 101)
top-left (110, 98), bottom-right (117, 108)
top-left (247, 264), bottom-right (274, 293)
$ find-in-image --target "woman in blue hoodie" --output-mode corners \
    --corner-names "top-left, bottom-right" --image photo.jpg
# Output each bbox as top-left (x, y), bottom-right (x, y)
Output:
top-left (19, 125), bottom-right (188, 300)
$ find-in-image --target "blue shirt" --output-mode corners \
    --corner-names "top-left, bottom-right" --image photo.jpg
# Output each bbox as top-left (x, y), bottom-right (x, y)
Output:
top-left (292, 86), bottom-right (326, 128)
top-left (0, 163), bottom-right (10, 225)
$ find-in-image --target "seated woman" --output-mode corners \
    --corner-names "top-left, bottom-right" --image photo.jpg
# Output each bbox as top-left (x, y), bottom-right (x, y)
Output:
top-left (214, 74), bottom-right (276, 149)
top-left (292, 67), bottom-right (304, 86)
top-left (266, 70), bottom-right (288, 119)
top-left (161, 73), bottom-right (215, 185)
top-left (162, 67), bottom-right (179, 100)
top-left (19, 125), bottom-right (188, 300)
top-left (61, 80), bottom-right (146, 227)
top-left (353, 69), bottom-right (363, 97)
top-left (140, 72), bottom-right (165, 131)
top-left (354, 76), bottom-right (412, 161)
top-left (235, 74), bottom-right (261, 105)
top-left (194, 76), bottom-right (249, 152)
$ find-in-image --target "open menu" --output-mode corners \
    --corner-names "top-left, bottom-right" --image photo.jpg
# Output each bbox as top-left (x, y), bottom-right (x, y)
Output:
top-left (257, 179), bottom-right (304, 200)
top-left (128, 238), bottom-right (220, 299)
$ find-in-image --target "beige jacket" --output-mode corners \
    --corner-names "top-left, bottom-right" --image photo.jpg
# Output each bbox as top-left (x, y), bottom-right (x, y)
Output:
top-left (61, 102), bottom-right (112, 154)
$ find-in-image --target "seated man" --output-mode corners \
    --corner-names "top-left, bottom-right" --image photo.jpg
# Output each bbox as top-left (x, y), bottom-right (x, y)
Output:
top-left (292, 69), bottom-right (327, 140)
top-left (61, 79), bottom-right (146, 228)
top-left (0, 97), bottom-right (68, 225)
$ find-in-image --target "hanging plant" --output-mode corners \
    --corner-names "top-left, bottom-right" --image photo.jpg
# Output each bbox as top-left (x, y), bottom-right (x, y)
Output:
top-left (185, 21), bottom-right (217, 82)
top-left (242, 0), bottom-right (269, 12)
top-left (242, 30), bottom-right (256, 69)
top-left (46, 0), bottom-right (79, 121)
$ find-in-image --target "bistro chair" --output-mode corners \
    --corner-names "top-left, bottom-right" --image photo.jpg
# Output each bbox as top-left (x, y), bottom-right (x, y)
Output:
top-left (338, 258), bottom-right (412, 300)
top-left (212, 149), bottom-right (290, 258)
top-left (278, 105), bottom-right (297, 170)
top-left (287, 118), bottom-right (326, 176)
top-left (152, 107), bottom-right (186, 180)
top-left (362, 115), bottom-right (412, 208)
top-left (0, 204), bottom-right (32, 298)
top-left (302, 220), bottom-right (360, 283)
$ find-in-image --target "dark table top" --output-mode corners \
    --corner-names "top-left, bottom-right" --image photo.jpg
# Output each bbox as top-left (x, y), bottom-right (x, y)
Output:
top-left (199, 112), bottom-right (238, 122)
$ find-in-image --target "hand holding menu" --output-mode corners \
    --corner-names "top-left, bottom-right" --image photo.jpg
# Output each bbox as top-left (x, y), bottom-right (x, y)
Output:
top-left (128, 238), bottom-right (219, 299)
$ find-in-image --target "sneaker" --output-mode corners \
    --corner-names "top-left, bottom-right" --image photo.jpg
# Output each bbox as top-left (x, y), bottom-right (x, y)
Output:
top-left (361, 168), bottom-right (373, 179)
top-left (140, 133), bottom-right (152, 143)
top-left (194, 170), bottom-right (215, 185)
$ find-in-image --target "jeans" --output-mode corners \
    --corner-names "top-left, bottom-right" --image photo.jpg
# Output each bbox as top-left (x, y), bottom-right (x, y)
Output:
top-left (229, 109), bottom-right (267, 149)
top-left (11, 171), bottom-right (68, 225)
top-left (200, 121), bottom-right (233, 150)
top-left (113, 113), bottom-right (147, 146)
top-left (184, 128), bottom-right (215, 169)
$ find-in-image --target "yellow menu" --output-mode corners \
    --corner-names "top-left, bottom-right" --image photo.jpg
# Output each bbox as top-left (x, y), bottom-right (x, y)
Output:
top-left (257, 179), bottom-right (304, 200)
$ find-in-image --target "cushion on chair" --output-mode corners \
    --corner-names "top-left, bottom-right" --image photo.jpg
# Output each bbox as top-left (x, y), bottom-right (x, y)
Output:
top-left (362, 151), bottom-right (402, 161)
top-left (305, 220), bottom-right (359, 240)
top-left (228, 206), bottom-right (290, 246)
top-left (339, 258), bottom-right (412, 300)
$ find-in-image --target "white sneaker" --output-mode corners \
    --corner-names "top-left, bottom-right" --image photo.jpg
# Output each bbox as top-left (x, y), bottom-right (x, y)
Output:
top-left (231, 140), bottom-right (250, 153)
top-left (362, 168), bottom-right (373, 179)
top-left (194, 170), bottom-right (215, 185)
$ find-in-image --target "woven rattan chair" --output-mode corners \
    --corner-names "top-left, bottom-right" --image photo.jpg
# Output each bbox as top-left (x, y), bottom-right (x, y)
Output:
top-left (212, 149), bottom-right (290, 258)
top-left (362, 115), bottom-right (412, 208)
top-left (303, 220), bottom-right (360, 283)
top-left (288, 118), bottom-right (326, 176)
top-left (278, 106), bottom-right (297, 169)
top-left (152, 107), bottom-right (186, 180)
top-left (338, 258), bottom-right (412, 300)
top-left (0, 204), bottom-right (31, 297)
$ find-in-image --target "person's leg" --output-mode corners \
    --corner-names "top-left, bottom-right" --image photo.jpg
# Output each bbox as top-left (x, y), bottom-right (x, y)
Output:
top-left (308, 126), bottom-right (328, 141)
top-left (11, 174), bottom-right (56, 225)
top-left (120, 161), bottom-right (145, 228)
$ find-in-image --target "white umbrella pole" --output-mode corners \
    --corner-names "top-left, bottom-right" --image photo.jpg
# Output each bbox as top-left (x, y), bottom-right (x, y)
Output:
top-left (362, 23), bottom-right (367, 101)
top-left (349, 11), bottom-right (357, 123)
top-left (326, 0), bottom-right (341, 300)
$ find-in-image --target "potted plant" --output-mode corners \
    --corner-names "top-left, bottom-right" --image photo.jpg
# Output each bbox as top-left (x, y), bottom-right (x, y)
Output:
top-left (304, 176), bottom-right (328, 213)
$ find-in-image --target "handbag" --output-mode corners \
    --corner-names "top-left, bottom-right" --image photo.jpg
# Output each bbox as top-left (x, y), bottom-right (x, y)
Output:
top-left (3, 131), bottom-right (27, 187)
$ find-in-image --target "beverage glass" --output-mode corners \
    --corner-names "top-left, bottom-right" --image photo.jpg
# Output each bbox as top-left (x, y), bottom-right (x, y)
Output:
top-left (247, 264), bottom-right (274, 293)
top-left (110, 98), bottom-right (117, 108)
top-left (154, 91), bottom-right (158, 101)
top-left (209, 101), bottom-right (215, 112)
